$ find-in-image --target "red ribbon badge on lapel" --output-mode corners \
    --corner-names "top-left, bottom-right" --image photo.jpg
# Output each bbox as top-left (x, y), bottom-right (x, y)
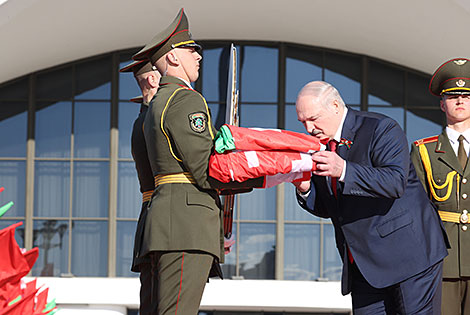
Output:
top-left (338, 138), bottom-right (353, 149)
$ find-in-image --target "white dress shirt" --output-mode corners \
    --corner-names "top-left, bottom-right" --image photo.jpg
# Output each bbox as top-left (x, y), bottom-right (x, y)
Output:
top-left (445, 126), bottom-right (470, 158)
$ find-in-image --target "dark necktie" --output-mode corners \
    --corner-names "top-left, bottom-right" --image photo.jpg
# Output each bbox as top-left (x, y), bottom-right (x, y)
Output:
top-left (458, 135), bottom-right (467, 170)
top-left (329, 140), bottom-right (338, 198)
top-left (329, 139), bottom-right (354, 264)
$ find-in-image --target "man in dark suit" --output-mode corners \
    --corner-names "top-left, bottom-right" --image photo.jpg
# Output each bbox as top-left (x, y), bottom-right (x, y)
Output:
top-left (294, 81), bottom-right (449, 314)
top-left (119, 59), bottom-right (160, 315)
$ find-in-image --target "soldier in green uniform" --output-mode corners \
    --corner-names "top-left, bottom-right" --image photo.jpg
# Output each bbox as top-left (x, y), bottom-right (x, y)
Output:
top-left (411, 58), bottom-right (470, 315)
top-left (119, 59), bottom-right (160, 315)
top-left (132, 8), bottom-right (262, 315)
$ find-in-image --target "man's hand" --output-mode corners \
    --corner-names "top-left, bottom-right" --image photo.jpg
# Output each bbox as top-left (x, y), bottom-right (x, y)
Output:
top-left (224, 236), bottom-right (236, 255)
top-left (312, 151), bottom-right (344, 178)
top-left (292, 180), bottom-right (311, 193)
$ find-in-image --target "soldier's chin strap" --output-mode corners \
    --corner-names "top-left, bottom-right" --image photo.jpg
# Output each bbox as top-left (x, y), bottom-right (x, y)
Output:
top-left (418, 143), bottom-right (459, 202)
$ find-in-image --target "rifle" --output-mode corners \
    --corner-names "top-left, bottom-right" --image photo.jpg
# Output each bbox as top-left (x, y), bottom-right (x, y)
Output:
top-left (223, 44), bottom-right (239, 238)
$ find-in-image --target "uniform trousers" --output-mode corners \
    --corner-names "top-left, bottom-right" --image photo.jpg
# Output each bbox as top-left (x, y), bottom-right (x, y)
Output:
top-left (150, 250), bottom-right (213, 315)
top-left (442, 278), bottom-right (470, 315)
top-left (351, 260), bottom-right (443, 314)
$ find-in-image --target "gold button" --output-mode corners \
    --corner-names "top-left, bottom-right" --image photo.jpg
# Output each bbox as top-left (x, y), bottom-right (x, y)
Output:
top-left (461, 210), bottom-right (469, 224)
top-left (463, 194), bottom-right (468, 200)
top-left (464, 178), bottom-right (468, 184)
top-left (462, 225), bottom-right (468, 231)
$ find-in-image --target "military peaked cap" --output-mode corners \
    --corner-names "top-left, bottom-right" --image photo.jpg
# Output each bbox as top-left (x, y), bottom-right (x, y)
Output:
top-left (119, 59), bottom-right (154, 76)
top-left (130, 95), bottom-right (144, 104)
top-left (132, 8), bottom-right (201, 64)
top-left (429, 58), bottom-right (470, 96)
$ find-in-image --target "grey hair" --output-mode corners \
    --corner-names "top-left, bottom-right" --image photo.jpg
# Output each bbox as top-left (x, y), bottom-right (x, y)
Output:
top-left (297, 81), bottom-right (345, 110)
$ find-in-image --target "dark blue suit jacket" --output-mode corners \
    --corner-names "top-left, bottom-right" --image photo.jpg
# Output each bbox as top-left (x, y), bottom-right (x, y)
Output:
top-left (297, 109), bottom-right (448, 295)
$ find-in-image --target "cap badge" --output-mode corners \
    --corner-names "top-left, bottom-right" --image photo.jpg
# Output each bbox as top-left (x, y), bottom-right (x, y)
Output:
top-left (456, 79), bottom-right (466, 87)
top-left (454, 60), bottom-right (468, 66)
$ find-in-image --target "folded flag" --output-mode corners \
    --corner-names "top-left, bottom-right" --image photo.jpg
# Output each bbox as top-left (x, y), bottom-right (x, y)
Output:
top-left (210, 125), bottom-right (325, 188)
top-left (215, 125), bottom-right (324, 153)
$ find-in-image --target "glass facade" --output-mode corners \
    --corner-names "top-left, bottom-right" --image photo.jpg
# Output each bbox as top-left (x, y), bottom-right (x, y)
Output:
top-left (0, 42), bottom-right (441, 280)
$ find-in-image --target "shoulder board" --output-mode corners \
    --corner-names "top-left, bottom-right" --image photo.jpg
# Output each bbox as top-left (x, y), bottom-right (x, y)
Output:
top-left (414, 135), bottom-right (439, 146)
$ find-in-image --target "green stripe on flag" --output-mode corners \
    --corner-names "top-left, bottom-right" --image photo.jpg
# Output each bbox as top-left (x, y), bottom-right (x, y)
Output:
top-left (214, 125), bottom-right (235, 154)
top-left (0, 201), bottom-right (14, 217)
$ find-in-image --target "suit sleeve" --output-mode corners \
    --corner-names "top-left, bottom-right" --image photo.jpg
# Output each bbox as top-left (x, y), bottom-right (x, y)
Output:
top-left (295, 180), bottom-right (330, 218)
top-left (342, 118), bottom-right (409, 199)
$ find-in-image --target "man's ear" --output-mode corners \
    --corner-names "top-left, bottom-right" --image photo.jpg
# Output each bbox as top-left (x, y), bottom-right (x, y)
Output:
top-left (332, 99), bottom-right (340, 114)
top-left (440, 98), bottom-right (446, 113)
top-left (147, 73), bottom-right (160, 89)
top-left (167, 51), bottom-right (179, 66)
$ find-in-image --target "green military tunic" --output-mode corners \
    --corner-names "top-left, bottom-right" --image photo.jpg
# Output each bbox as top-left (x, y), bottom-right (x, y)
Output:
top-left (411, 131), bottom-right (470, 279)
top-left (142, 75), bottom-right (224, 263)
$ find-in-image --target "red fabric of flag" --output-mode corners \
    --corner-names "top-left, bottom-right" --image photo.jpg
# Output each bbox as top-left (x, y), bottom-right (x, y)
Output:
top-left (0, 223), bottom-right (31, 289)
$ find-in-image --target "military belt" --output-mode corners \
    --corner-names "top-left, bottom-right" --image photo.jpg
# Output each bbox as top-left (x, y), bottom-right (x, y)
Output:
top-left (438, 210), bottom-right (469, 224)
top-left (154, 172), bottom-right (196, 187)
top-left (142, 190), bottom-right (153, 203)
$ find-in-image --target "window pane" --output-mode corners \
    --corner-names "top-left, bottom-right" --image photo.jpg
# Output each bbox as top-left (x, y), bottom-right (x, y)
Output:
top-left (407, 72), bottom-right (438, 108)
top-left (117, 162), bottom-right (140, 219)
top-left (368, 60), bottom-right (404, 106)
top-left (239, 187), bottom-right (276, 220)
top-left (36, 66), bottom-right (73, 100)
top-left (119, 102), bottom-right (140, 159)
top-left (31, 220), bottom-right (69, 276)
top-left (285, 104), bottom-right (308, 134)
top-left (406, 109), bottom-right (444, 144)
top-left (285, 48), bottom-right (322, 103)
top-left (74, 102), bottom-right (110, 158)
top-left (240, 46), bottom-right (278, 102)
top-left (0, 220), bottom-right (24, 248)
top-left (207, 103), bottom-right (223, 130)
top-left (368, 106), bottom-right (405, 130)
top-left (221, 224), bottom-right (237, 278)
top-left (119, 59), bottom-right (141, 101)
top-left (0, 101), bottom-right (27, 157)
top-left (284, 223), bottom-right (320, 280)
top-left (323, 223), bottom-right (342, 281)
top-left (325, 53), bottom-right (361, 105)
top-left (0, 161), bottom-right (26, 217)
top-left (202, 47), bottom-right (226, 103)
top-left (36, 101), bottom-right (71, 158)
top-left (71, 220), bottom-right (108, 276)
top-left (239, 223), bottom-right (275, 279)
top-left (116, 221), bottom-right (138, 277)
top-left (75, 57), bottom-right (111, 100)
top-left (0, 78), bottom-right (28, 100)
top-left (73, 162), bottom-right (108, 218)
top-left (34, 161), bottom-right (70, 217)
top-left (240, 104), bottom-right (277, 129)
top-left (284, 184), bottom-right (317, 221)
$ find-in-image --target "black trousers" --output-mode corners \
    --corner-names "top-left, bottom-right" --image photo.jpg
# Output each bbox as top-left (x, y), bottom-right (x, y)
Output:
top-left (150, 251), bottom-right (213, 315)
top-left (139, 261), bottom-right (158, 315)
top-left (351, 260), bottom-right (443, 314)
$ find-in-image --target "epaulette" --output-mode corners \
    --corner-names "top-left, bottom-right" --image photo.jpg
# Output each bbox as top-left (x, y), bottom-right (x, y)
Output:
top-left (414, 135), bottom-right (439, 146)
